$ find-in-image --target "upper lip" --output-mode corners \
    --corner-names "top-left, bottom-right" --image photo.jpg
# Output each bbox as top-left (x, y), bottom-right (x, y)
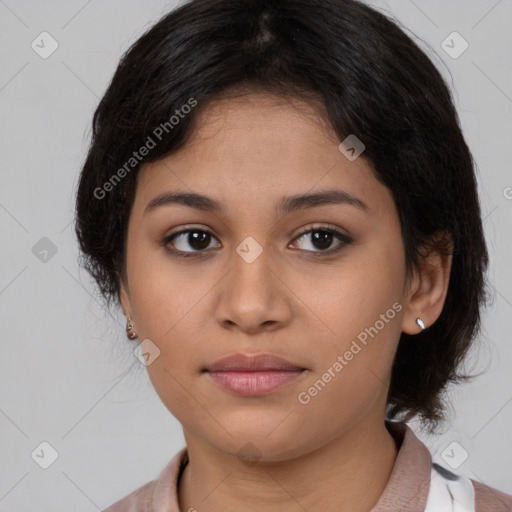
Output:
top-left (205, 353), bottom-right (305, 372)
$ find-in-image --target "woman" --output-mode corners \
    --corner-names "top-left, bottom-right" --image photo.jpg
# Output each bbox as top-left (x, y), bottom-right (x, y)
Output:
top-left (75, 0), bottom-right (512, 510)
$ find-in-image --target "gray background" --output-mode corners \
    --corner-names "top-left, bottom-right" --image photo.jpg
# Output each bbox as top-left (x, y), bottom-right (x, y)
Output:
top-left (0, 0), bottom-right (511, 510)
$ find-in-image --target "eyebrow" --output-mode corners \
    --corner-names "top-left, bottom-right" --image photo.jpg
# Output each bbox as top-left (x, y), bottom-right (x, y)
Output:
top-left (144, 189), bottom-right (369, 216)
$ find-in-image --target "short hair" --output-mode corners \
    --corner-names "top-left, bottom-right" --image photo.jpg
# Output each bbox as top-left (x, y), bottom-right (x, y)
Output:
top-left (75, 0), bottom-right (490, 433)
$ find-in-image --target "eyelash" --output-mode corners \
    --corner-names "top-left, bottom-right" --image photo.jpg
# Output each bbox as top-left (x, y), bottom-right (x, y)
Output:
top-left (162, 224), bottom-right (352, 259)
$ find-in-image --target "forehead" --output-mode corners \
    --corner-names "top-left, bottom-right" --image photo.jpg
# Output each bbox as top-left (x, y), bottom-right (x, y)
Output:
top-left (134, 92), bottom-right (392, 220)
top-left (187, 91), bottom-right (336, 142)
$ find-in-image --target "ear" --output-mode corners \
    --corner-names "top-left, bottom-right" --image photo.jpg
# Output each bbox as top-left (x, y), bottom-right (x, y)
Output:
top-left (119, 274), bottom-right (133, 320)
top-left (401, 231), bottom-right (453, 334)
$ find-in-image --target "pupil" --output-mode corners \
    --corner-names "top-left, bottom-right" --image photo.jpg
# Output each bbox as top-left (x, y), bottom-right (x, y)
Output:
top-left (312, 230), bottom-right (332, 250)
top-left (189, 231), bottom-right (210, 250)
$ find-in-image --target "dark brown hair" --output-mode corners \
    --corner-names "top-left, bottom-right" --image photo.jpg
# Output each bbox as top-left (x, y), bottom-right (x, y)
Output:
top-left (75, 0), bottom-right (490, 433)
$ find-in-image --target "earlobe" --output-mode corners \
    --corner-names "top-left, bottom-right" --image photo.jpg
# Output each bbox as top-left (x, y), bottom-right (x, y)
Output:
top-left (401, 232), bottom-right (453, 335)
top-left (119, 278), bottom-right (139, 340)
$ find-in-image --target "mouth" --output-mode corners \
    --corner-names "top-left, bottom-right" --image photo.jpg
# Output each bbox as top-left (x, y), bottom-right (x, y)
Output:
top-left (204, 353), bottom-right (307, 397)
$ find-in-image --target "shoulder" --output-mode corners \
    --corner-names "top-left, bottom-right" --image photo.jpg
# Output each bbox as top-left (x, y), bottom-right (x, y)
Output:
top-left (102, 479), bottom-right (157, 512)
top-left (471, 478), bottom-right (512, 512)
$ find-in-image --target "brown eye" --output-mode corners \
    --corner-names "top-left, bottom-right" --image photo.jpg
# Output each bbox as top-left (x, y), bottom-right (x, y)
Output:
top-left (291, 226), bottom-right (352, 255)
top-left (164, 229), bottom-right (221, 256)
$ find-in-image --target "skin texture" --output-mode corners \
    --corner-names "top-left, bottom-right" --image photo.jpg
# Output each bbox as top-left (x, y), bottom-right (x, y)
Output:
top-left (119, 92), bottom-right (452, 512)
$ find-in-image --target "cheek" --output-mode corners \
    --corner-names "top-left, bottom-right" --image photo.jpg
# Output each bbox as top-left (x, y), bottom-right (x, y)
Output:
top-left (294, 359), bottom-right (389, 450)
top-left (301, 246), bottom-right (404, 342)
top-left (298, 241), bottom-right (405, 392)
top-left (126, 242), bottom-right (205, 337)
top-left (294, 278), bottom-right (402, 435)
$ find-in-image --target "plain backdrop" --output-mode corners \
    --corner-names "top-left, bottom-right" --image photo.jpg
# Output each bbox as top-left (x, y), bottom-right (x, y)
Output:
top-left (0, 0), bottom-right (511, 510)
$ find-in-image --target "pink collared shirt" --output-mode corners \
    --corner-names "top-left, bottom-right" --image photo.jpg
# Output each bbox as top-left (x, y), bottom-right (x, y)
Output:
top-left (103, 421), bottom-right (512, 511)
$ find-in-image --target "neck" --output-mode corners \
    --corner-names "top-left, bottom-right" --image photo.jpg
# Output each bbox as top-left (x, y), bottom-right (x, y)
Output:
top-left (178, 418), bottom-right (399, 512)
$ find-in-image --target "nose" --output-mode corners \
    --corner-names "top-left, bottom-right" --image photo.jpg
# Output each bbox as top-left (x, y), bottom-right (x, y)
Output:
top-left (215, 245), bottom-right (293, 335)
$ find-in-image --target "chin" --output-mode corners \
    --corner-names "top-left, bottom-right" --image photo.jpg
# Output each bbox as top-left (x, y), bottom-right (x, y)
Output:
top-left (203, 415), bottom-right (311, 461)
top-left (218, 436), bottom-right (307, 465)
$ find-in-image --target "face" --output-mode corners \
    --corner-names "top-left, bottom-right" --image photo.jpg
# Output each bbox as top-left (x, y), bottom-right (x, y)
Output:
top-left (119, 92), bottom-right (422, 461)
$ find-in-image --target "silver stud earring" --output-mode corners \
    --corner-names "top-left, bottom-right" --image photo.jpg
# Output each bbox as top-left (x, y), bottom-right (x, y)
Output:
top-left (416, 317), bottom-right (426, 331)
top-left (126, 317), bottom-right (138, 340)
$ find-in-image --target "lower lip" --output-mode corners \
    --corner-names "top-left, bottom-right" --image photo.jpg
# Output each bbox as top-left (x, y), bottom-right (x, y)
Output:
top-left (207, 370), bottom-right (305, 396)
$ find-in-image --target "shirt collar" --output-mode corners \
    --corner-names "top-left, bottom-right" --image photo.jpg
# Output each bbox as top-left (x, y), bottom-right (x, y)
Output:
top-left (370, 420), bottom-right (432, 511)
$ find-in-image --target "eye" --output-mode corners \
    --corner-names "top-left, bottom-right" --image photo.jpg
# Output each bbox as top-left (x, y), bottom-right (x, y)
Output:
top-left (162, 224), bottom-right (352, 259)
top-left (290, 225), bottom-right (352, 255)
top-left (163, 228), bottom-right (221, 258)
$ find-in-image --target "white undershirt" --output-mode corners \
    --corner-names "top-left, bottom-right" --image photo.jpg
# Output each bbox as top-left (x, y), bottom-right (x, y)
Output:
top-left (424, 463), bottom-right (475, 512)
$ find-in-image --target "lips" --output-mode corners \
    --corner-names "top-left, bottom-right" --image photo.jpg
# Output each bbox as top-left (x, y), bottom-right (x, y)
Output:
top-left (205, 353), bottom-right (305, 372)
top-left (204, 353), bottom-right (307, 396)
